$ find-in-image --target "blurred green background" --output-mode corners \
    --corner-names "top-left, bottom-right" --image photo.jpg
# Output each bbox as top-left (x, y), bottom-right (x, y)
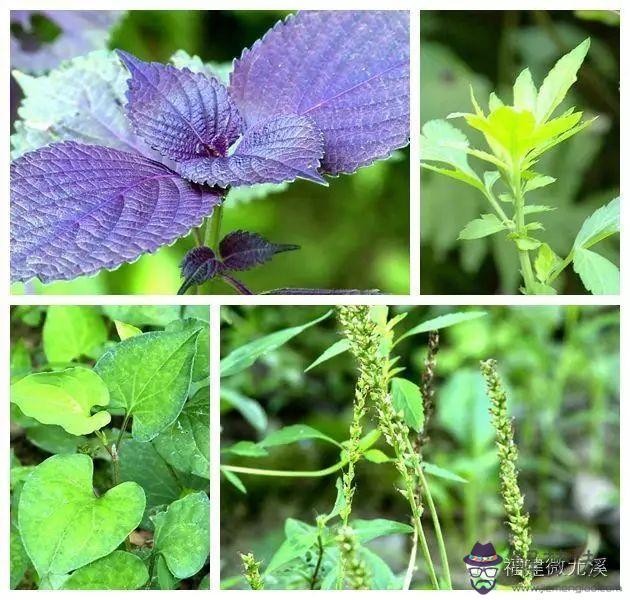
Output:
top-left (11, 11), bottom-right (409, 295)
top-left (420, 10), bottom-right (620, 294)
top-left (220, 305), bottom-right (619, 589)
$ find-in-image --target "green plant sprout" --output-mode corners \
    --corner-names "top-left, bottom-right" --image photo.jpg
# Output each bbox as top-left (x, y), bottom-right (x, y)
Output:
top-left (10, 306), bottom-right (209, 590)
top-left (421, 39), bottom-right (620, 295)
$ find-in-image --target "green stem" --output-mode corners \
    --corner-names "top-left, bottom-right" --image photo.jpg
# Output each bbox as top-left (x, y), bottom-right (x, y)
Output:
top-left (220, 457), bottom-right (348, 478)
top-left (205, 201), bottom-right (224, 249)
top-left (512, 170), bottom-right (536, 294)
top-left (404, 475), bottom-right (440, 590)
top-left (417, 466), bottom-right (452, 589)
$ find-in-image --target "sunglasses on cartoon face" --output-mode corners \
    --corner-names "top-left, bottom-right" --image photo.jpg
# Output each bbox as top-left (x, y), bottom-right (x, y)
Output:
top-left (468, 566), bottom-right (499, 578)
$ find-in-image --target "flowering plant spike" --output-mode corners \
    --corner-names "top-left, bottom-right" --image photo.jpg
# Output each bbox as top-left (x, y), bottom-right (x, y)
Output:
top-left (10, 10), bottom-right (410, 290)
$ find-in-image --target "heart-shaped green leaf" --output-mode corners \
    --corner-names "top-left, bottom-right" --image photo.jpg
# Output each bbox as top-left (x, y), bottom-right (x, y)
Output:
top-left (152, 492), bottom-right (210, 579)
top-left (43, 306), bottom-right (107, 363)
top-left (154, 387), bottom-right (209, 479)
top-left (165, 317), bottom-right (209, 382)
top-left (18, 454), bottom-right (145, 578)
top-left (95, 329), bottom-right (200, 441)
top-left (61, 551), bottom-right (149, 590)
top-left (10, 367), bottom-right (111, 436)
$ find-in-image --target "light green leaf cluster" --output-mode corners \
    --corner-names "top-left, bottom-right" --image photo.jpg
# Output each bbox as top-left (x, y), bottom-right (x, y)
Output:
top-left (420, 38), bottom-right (618, 295)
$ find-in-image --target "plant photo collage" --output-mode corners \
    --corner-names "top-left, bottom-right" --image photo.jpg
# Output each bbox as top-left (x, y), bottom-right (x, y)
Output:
top-left (6, 4), bottom-right (623, 595)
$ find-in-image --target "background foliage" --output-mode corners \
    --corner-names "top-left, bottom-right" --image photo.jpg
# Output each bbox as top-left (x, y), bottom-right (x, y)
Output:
top-left (10, 10), bottom-right (409, 295)
top-left (220, 305), bottom-right (619, 589)
top-left (420, 10), bottom-right (619, 293)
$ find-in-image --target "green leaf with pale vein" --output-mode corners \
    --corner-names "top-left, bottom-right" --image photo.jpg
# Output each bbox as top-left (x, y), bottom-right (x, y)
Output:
top-left (391, 377), bottom-right (423, 432)
top-left (398, 311), bottom-right (487, 342)
top-left (573, 248), bottom-right (619, 295)
top-left (165, 318), bottom-right (209, 382)
top-left (573, 197), bottom-right (620, 250)
top-left (305, 338), bottom-right (350, 372)
top-left (536, 39), bottom-right (590, 123)
top-left (61, 551), bottom-right (148, 590)
top-left (221, 311), bottom-right (331, 377)
top-left (458, 214), bottom-right (506, 240)
top-left (152, 492), bottom-right (210, 579)
top-left (18, 454), bottom-right (145, 578)
top-left (154, 387), bottom-right (209, 479)
top-left (95, 329), bottom-right (200, 441)
top-left (10, 367), bottom-right (110, 436)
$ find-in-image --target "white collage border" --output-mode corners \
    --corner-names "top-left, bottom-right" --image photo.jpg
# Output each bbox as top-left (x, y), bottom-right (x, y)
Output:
top-left (2, 0), bottom-right (626, 596)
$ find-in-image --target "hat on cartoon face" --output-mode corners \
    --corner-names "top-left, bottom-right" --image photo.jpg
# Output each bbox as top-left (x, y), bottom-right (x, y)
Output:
top-left (463, 542), bottom-right (503, 567)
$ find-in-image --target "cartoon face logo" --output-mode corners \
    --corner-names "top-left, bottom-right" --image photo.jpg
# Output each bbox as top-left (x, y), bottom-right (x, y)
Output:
top-left (463, 542), bottom-right (503, 594)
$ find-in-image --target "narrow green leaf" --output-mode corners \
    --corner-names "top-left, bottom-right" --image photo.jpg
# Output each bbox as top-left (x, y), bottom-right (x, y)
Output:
top-left (11, 367), bottom-right (110, 436)
top-left (222, 441), bottom-right (269, 457)
top-left (220, 387), bottom-right (268, 432)
top-left (422, 462), bottom-right (468, 483)
top-left (390, 378), bottom-right (424, 432)
top-left (305, 339), bottom-right (350, 372)
top-left (536, 38), bottom-right (590, 123)
top-left (524, 204), bottom-right (556, 215)
top-left (534, 243), bottom-right (561, 284)
top-left (222, 469), bottom-right (247, 494)
top-left (398, 311), bottom-right (486, 343)
top-left (363, 449), bottom-right (391, 464)
top-left (220, 311), bottom-right (331, 377)
top-left (351, 518), bottom-right (414, 543)
top-left (513, 68), bottom-right (537, 113)
top-left (510, 235), bottom-right (541, 251)
top-left (573, 248), bottom-right (619, 294)
top-left (258, 424), bottom-right (340, 448)
top-left (458, 213), bottom-right (506, 240)
top-left (523, 175), bottom-right (556, 193)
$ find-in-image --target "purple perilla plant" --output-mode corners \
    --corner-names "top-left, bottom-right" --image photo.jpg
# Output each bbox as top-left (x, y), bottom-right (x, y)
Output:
top-left (10, 11), bottom-right (410, 293)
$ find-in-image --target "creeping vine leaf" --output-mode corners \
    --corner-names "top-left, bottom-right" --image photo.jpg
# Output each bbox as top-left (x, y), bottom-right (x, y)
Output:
top-left (152, 491), bottom-right (210, 579)
top-left (18, 454), bottom-right (145, 579)
top-left (42, 305), bottom-right (107, 363)
top-left (61, 551), bottom-right (149, 590)
top-left (95, 328), bottom-right (201, 441)
top-left (154, 387), bottom-right (210, 479)
top-left (10, 367), bottom-right (111, 436)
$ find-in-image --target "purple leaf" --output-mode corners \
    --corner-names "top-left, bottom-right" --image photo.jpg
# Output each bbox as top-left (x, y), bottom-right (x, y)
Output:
top-left (11, 141), bottom-right (221, 283)
top-left (178, 246), bottom-right (220, 294)
top-left (219, 230), bottom-right (299, 272)
top-left (229, 10), bottom-right (410, 175)
top-left (177, 115), bottom-right (325, 187)
top-left (117, 50), bottom-right (243, 163)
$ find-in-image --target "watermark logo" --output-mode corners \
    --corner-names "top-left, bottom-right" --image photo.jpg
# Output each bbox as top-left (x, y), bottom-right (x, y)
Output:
top-left (463, 541), bottom-right (503, 595)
